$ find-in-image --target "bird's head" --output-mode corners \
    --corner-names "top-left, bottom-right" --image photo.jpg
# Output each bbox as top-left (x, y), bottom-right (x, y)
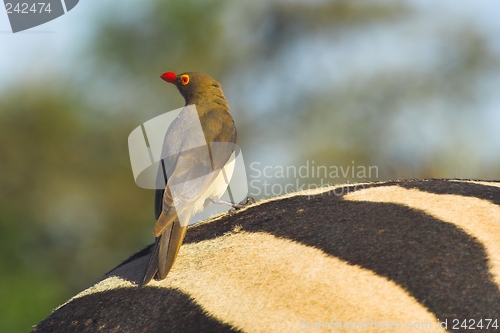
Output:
top-left (160, 71), bottom-right (224, 106)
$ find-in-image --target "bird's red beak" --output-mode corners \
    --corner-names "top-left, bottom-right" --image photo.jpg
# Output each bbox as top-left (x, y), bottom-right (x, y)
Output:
top-left (161, 72), bottom-right (177, 84)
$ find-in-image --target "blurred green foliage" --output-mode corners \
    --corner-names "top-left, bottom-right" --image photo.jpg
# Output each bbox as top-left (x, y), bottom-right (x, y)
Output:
top-left (0, 87), bottom-right (152, 331)
top-left (0, 0), bottom-right (499, 331)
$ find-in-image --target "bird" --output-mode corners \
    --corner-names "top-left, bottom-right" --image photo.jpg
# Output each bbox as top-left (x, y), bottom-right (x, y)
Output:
top-left (141, 71), bottom-right (240, 286)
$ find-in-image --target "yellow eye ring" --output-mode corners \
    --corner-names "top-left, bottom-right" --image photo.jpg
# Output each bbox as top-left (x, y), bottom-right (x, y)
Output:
top-left (180, 74), bottom-right (190, 85)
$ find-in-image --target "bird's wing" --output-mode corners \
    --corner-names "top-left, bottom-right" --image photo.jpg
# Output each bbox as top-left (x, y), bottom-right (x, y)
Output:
top-left (153, 106), bottom-right (208, 218)
top-left (154, 107), bottom-right (237, 235)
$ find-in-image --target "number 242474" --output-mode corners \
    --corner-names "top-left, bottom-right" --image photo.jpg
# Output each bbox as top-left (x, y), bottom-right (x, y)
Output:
top-left (5, 3), bottom-right (52, 14)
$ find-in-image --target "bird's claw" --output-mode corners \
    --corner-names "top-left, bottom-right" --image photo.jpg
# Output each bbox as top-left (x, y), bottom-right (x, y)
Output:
top-left (233, 196), bottom-right (256, 209)
top-left (240, 196), bottom-right (256, 206)
top-left (228, 197), bottom-right (255, 215)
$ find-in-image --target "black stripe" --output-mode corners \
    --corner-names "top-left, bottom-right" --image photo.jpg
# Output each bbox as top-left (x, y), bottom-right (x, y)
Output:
top-left (32, 288), bottom-right (242, 333)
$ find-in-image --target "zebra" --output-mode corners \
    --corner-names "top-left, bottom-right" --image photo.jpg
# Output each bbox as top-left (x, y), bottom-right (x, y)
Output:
top-left (32, 179), bottom-right (500, 332)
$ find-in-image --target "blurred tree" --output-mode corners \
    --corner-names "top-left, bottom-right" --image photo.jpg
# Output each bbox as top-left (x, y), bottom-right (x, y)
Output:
top-left (0, 85), bottom-right (151, 331)
top-left (85, 0), bottom-right (414, 190)
top-left (298, 27), bottom-right (500, 183)
top-left (87, 0), bottom-right (499, 187)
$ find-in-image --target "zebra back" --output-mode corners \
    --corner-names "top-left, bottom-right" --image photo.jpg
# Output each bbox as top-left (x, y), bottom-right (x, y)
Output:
top-left (32, 179), bottom-right (500, 333)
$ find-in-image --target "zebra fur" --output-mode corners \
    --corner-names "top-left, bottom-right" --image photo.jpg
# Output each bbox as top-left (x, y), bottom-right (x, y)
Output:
top-left (32, 179), bottom-right (500, 333)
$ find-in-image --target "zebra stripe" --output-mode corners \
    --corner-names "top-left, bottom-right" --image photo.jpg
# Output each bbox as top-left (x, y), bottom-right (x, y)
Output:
top-left (32, 179), bottom-right (500, 333)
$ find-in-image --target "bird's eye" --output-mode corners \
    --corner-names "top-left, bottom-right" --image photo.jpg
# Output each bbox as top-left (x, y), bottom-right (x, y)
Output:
top-left (180, 74), bottom-right (190, 85)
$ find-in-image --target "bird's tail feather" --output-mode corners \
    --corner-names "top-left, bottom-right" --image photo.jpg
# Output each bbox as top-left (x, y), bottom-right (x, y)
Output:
top-left (140, 212), bottom-right (177, 287)
top-left (140, 212), bottom-right (190, 286)
top-left (157, 219), bottom-right (188, 280)
top-left (140, 236), bottom-right (161, 287)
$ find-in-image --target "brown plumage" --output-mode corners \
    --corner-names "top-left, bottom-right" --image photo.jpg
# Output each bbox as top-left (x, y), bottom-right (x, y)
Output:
top-left (141, 72), bottom-right (238, 286)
